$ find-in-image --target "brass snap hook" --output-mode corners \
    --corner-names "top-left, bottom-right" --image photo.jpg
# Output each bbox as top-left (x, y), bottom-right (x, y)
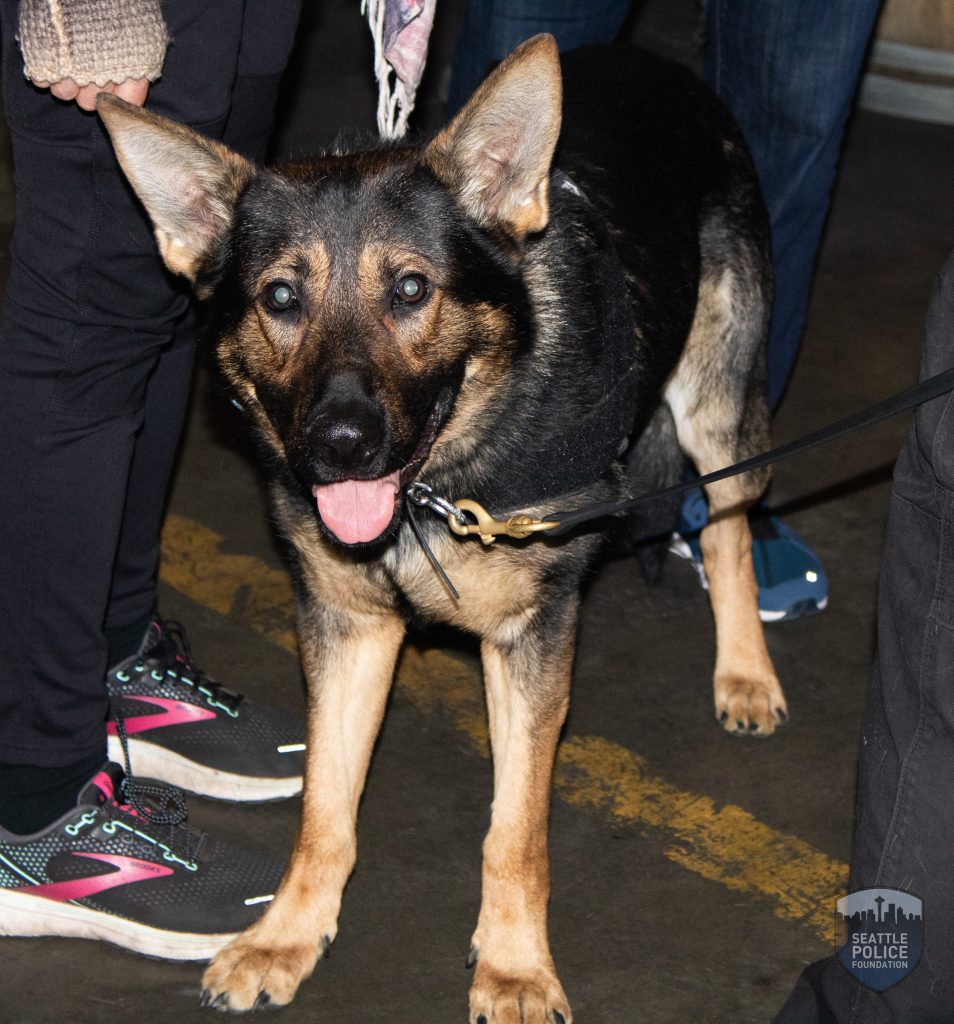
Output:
top-left (447, 499), bottom-right (561, 545)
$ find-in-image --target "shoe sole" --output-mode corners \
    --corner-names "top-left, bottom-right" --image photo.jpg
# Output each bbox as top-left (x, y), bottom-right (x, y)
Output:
top-left (107, 737), bottom-right (302, 802)
top-left (759, 595), bottom-right (828, 623)
top-left (0, 888), bottom-right (236, 960)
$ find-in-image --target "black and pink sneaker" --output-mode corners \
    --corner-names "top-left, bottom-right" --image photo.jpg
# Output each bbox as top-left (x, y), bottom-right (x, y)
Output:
top-left (106, 618), bottom-right (305, 802)
top-left (0, 763), bottom-right (282, 960)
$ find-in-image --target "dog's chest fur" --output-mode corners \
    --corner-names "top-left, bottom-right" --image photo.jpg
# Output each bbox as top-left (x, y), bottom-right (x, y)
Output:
top-left (278, 486), bottom-right (597, 642)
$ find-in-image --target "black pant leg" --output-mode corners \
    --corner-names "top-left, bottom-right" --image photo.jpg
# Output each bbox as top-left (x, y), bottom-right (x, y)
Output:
top-left (102, 321), bottom-right (198, 637)
top-left (105, 0), bottom-right (302, 637)
top-left (223, 0), bottom-right (303, 162)
top-left (0, 0), bottom-right (247, 766)
top-left (775, 252), bottom-right (954, 1023)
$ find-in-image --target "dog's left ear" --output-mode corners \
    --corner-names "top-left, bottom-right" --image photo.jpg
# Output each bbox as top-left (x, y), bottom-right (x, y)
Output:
top-left (97, 94), bottom-right (255, 290)
top-left (426, 34), bottom-right (562, 240)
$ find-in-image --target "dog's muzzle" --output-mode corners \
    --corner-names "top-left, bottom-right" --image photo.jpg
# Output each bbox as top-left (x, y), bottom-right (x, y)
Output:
top-left (309, 385), bottom-right (457, 547)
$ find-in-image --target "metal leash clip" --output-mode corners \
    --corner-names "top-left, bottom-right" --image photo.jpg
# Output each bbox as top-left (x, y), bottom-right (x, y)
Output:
top-left (406, 482), bottom-right (560, 546)
top-left (406, 482), bottom-right (469, 526)
top-left (448, 500), bottom-right (561, 544)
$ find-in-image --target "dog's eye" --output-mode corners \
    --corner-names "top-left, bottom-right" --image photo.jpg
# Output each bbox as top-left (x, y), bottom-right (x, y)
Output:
top-left (265, 281), bottom-right (298, 312)
top-left (393, 274), bottom-right (428, 307)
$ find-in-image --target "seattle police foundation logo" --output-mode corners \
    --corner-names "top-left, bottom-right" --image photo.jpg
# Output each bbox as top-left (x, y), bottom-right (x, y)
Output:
top-left (836, 888), bottom-right (923, 991)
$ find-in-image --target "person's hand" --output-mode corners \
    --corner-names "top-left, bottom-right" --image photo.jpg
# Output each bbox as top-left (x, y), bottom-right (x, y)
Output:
top-left (33, 76), bottom-right (149, 111)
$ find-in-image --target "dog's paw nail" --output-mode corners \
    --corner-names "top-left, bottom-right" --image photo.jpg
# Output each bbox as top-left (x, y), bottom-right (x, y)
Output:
top-left (718, 710), bottom-right (729, 723)
top-left (253, 992), bottom-right (272, 1011)
top-left (207, 992), bottom-right (229, 1011)
top-left (466, 945), bottom-right (479, 969)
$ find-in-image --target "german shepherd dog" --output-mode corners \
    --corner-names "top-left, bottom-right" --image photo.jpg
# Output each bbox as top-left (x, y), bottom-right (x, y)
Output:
top-left (100, 35), bottom-right (784, 1021)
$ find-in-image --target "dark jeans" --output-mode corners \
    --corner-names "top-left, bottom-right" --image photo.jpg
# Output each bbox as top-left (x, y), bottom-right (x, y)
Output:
top-left (704, 0), bottom-right (882, 409)
top-left (446, 0), bottom-right (630, 115)
top-left (0, 0), bottom-right (300, 766)
top-left (775, 252), bottom-right (954, 1023)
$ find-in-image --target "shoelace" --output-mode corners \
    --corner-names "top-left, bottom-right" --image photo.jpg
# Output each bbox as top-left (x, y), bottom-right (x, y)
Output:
top-left (103, 616), bottom-right (238, 864)
top-left (148, 619), bottom-right (244, 714)
top-left (110, 708), bottom-right (199, 865)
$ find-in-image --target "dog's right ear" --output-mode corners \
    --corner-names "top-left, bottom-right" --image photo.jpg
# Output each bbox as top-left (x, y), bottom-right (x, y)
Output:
top-left (97, 95), bottom-right (254, 288)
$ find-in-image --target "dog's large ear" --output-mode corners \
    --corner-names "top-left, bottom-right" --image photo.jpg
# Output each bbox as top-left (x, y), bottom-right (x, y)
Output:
top-left (426, 34), bottom-right (562, 240)
top-left (97, 94), bottom-right (254, 287)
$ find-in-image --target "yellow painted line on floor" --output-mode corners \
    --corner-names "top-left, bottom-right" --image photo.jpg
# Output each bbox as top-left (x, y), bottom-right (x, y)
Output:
top-left (161, 512), bottom-right (847, 943)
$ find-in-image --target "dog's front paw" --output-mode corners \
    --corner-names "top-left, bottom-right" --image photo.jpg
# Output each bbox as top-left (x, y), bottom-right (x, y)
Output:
top-left (200, 931), bottom-right (328, 1012)
top-left (469, 962), bottom-right (571, 1024)
top-left (714, 673), bottom-right (787, 737)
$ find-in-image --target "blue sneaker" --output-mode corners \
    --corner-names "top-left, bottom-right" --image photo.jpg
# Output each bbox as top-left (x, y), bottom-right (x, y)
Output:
top-left (669, 488), bottom-right (828, 623)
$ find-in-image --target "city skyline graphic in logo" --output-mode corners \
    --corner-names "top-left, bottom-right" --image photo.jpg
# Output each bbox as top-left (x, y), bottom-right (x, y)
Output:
top-left (836, 888), bottom-right (923, 992)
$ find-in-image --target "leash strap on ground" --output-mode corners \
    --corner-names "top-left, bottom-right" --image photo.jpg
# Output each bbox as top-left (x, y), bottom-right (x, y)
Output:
top-left (541, 366), bottom-right (954, 537)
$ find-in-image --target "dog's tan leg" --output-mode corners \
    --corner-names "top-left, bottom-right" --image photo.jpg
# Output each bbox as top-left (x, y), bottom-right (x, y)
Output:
top-left (200, 607), bottom-right (405, 1012)
top-left (666, 262), bottom-right (785, 736)
top-left (468, 601), bottom-right (577, 1024)
top-left (698, 477), bottom-right (786, 735)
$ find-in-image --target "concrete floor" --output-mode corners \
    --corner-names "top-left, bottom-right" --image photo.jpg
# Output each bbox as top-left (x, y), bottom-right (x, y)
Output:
top-left (3, 1), bottom-right (954, 1022)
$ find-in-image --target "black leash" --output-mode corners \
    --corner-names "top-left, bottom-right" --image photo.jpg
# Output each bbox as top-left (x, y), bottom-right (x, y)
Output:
top-left (541, 366), bottom-right (954, 536)
top-left (408, 367), bottom-right (954, 555)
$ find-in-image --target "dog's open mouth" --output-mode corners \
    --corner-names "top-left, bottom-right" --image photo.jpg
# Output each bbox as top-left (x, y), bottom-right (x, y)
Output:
top-left (310, 387), bottom-right (455, 546)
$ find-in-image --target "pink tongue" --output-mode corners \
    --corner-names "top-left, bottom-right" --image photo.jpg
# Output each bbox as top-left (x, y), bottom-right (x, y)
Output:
top-left (312, 472), bottom-right (401, 544)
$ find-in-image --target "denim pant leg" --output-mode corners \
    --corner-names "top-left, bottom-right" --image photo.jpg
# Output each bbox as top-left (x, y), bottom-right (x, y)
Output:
top-left (775, 252), bottom-right (954, 1023)
top-left (447, 0), bottom-right (630, 115)
top-left (704, 0), bottom-right (882, 410)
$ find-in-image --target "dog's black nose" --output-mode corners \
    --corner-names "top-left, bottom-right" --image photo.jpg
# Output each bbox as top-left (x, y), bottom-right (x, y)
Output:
top-left (312, 415), bottom-right (383, 470)
top-left (307, 374), bottom-right (387, 472)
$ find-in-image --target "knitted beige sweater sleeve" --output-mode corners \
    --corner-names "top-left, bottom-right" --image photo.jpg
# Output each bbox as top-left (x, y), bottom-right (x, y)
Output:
top-left (18, 0), bottom-right (169, 86)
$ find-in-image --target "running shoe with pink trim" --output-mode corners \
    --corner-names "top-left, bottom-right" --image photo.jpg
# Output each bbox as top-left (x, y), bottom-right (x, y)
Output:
top-left (0, 762), bottom-right (282, 961)
top-left (106, 617), bottom-right (305, 802)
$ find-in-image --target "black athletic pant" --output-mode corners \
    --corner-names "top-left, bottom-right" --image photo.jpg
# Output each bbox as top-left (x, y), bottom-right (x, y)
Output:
top-left (0, 0), bottom-right (301, 767)
top-left (775, 252), bottom-right (954, 1021)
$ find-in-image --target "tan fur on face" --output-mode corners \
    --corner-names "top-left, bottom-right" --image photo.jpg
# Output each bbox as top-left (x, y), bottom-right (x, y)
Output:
top-left (251, 241), bottom-right (333, 358)
top-left (217, 233), bottom-right (518, 478)
top-left (353, 242), bottom-right (455, 374)
top-left (425, 306), bottom-right (517, 467)
top-left (216, 322), bottom-right (289, 461)
top-left (355, 242), bottom-right (439, 297)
